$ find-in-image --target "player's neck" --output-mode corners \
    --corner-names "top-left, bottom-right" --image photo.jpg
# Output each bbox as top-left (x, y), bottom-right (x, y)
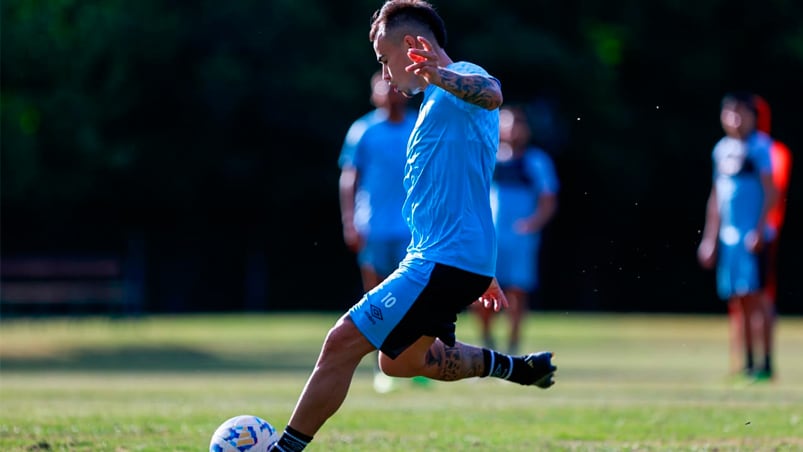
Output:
top-left (386, 105), bottom-right (406, 123)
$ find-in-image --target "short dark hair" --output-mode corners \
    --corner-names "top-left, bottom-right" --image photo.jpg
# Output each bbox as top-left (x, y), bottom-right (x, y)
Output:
top-left (369, 0), bottom-right (447, 48)
top-left (722, 91), bottom-right (757, 116)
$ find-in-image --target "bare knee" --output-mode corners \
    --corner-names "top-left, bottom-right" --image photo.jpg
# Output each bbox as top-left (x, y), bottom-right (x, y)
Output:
top-left (318, 315), bottom-right (375, 368)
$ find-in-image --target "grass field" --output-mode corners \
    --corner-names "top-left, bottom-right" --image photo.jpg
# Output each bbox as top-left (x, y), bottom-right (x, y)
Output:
top-left (1, 312), bottom-right (802, 451)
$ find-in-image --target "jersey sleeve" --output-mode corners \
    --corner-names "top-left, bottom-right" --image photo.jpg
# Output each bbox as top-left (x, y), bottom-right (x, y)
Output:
top-left (442, 62), bottom-right (500, 112)
top-left (525, 149), bottom-right (559, 194)
top-left (338, 115), bottom-right (370, 169)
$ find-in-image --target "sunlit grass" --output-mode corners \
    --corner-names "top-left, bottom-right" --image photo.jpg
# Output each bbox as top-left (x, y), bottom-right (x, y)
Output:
top-left (1, 312), bottom-right (802, 451)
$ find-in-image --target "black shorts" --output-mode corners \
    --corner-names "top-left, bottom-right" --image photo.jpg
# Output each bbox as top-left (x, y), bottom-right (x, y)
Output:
top-left (349, 259), bottom-right (493, 359)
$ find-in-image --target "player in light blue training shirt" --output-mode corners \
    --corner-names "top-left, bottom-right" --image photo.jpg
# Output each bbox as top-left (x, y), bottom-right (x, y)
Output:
top-left (402, 60), bottom-right (499, 277)
top-left (272, 3), bottom-right (557, 450)
top-left (339, 72), bottom-right (416, 288)
top-left (475, 105), bottom-right (559, 354)
top-left (339, 71), bottom-right (426, 394)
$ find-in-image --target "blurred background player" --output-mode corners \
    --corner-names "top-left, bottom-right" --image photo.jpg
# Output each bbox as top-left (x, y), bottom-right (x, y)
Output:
top-left (338, 71), bottom-right (423, 393)
top-left (473, 105), bottom-right (559, 354)
top-left (735, 94), bottom-right (791, 381)
top-left (697, 92), bottom-right (778, 380)
top-left (755, 94), bottom-right (792, 308)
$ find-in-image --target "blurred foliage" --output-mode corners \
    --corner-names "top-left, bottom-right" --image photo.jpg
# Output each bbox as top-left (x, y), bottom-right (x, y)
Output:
top-left (2, 0), bottom-right (802, 311)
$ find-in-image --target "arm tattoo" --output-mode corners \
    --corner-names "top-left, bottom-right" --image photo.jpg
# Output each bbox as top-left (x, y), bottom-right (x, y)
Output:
top-left (425, 341), bottom-right (486, 381)
top-left (438, 69), bottom-right (502, 110)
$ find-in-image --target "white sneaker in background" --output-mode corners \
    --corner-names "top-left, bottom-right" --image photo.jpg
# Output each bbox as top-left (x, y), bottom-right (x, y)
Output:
top-left (373, 372), bottom-right (398, 394)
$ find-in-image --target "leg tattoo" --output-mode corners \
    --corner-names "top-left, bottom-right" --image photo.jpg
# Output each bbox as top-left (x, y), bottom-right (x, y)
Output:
top-left (424, 341), bottom-right (485, 381)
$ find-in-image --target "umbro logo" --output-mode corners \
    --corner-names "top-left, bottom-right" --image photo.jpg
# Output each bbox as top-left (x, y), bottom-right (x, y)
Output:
top-left (370, 304), bottom-right (384, 321)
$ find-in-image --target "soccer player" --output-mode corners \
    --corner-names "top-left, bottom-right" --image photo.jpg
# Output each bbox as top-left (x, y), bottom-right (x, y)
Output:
top-left (727, 94), bottom-right (791, 381)
top-left (270, 2), bottom-right (556, 450)
top-left (473, 105), bottom-right (559, 354)
top-left (338, 71), bottom-right (420, 393)
top-left (697, 92), bottom-right (778, 380)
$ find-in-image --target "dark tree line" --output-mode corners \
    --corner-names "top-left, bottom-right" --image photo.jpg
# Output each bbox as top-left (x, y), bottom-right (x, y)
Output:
top-left (2, 0), bottom-right (802, 313)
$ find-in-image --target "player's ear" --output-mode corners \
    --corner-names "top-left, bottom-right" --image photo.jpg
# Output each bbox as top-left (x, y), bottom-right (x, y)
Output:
top-left (402, 34), bottom-right (418, 50)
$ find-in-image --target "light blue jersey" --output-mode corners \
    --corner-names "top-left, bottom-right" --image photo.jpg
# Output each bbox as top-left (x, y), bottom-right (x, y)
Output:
top-left (403, 62), bottom-right (500, 276)
top-left (339, 109), bottom-right (417, 241)
top-left (712, 131), bottom-right (773, 299)
top-left (491, 147), bottom-right (559, 290)
top-left (349, 62), bottom-right (500, 354)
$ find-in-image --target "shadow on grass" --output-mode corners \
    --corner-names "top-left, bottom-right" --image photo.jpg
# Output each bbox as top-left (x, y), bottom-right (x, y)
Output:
top-left (0, 345), bottom-right (323, 373)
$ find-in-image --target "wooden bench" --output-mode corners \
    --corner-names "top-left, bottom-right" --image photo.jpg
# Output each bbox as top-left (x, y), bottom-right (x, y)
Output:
top-left (0, 255), bottom-right (142, 316)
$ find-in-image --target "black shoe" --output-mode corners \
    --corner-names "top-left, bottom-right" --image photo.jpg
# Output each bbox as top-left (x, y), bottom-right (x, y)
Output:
top-left (521, 352), bottom-right (556, 388)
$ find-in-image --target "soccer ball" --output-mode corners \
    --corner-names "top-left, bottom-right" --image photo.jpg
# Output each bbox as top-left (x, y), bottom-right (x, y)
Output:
top-left (209, 414), bottom-right (279, 452)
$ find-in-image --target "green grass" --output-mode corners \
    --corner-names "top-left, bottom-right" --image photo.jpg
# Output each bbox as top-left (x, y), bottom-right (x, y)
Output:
top-left (1, 312), bottom-right (802, 451)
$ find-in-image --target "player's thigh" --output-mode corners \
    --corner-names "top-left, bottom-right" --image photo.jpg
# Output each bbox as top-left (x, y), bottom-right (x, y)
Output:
top-left (352, 259), bottom-right (492, 360)
top-left (348, 259), bottom-right (430, 357)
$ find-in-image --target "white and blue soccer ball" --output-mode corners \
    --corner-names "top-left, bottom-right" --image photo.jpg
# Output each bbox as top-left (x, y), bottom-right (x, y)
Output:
top-left (209, 414), bottom-right (279, 452)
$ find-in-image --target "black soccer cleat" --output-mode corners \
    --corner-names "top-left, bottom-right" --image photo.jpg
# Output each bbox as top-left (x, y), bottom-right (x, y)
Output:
top-left (520, 351), bottom-right (556, 388)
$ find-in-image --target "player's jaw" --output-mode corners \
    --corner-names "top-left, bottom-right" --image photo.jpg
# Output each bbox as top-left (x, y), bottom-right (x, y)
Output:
top-left (383, 72), bottom-right (413, 98)
top-left (389, 70), bottom-right (424, 97)
top-left (393, 84), bottom-right (417, 98)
